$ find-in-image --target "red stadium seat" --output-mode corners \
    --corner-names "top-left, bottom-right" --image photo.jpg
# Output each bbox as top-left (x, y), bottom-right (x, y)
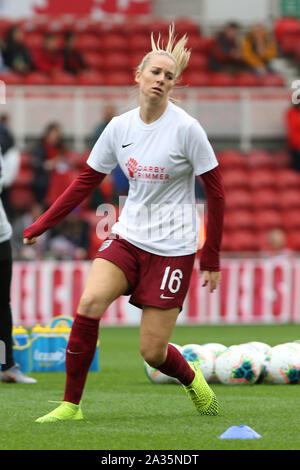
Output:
top-left (127, 33), bottom-right (151, 52)
top-left (224, 209), bottom-right (255, 231)
top-left (23, 72), bottom-right (50, 85)
top-left (248, 168), bottom-right (275, 190)
top-left (217, 150), bottom-right (247, 170)
top-left (223, 229), bottom-right (259, 251)
top-left (235, 72), bottom-right (261, 87)
top-left (76, 33), bottom-right (100, 51)
top-left (251, 188), bottom-right (279, 210)
top-left (253, 209), bottom-right (283, 230)
top-left (274, 18), bottom-right (300, 42)
top-left (185, 53), bottom-right (208, 71)
top-left (246, 150), bottom-right (274, 169)
top-left (224, 189), bottom-right (253, 210)
top-left (282, 209), bottom-right (300, 229)
top-left (82, 52), bottom-right (104, 69)
top-left (77, 70), bottom-right (106, 86)
top-left (278, 188), bottom-right (300, 210)
top-left (103, 53), bottom-right (131, 70)
top-left (274, 168), bottom-right (300, 188)
top-left (121, 21), bottom-right (152, 36)
top-left (50, 71), bottom-right (77, 85)
top-left (279, 35), bottom-right (297, 54)
top-left (286, 229), bottom-right (300, 251)
top-left (150, 19), bottom-right (170, 35)
top-left (129, 52), bottom-right (145, 70)
top-left (105, 71), bottom-right (134, 86)
top-left (210, 72), bottom-right (236, 87)
top-left (182, 71), bottom-right (211, 87)
top-left (186, 33), bottom-right (206, 52)
top-left (101, 33), bottom-right (128, 51)
top-left (174, 18), bottom-right (200, 35)
top-left (195, 37), bottom-right (215, 54)
top-left (222, 168), bottom-right (249, 190)
top-left (259, 73), bottom-right (285, 87)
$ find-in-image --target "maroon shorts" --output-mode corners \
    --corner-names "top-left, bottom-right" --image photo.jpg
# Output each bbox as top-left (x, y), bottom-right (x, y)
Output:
top-left (95, 235), bottom-right (195, 310)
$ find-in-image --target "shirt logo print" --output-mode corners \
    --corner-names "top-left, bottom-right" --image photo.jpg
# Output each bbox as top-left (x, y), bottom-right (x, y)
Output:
top-left (125, 158), bottom-right (170, 184)
top-left (125, 157), bottom-right (138, 178)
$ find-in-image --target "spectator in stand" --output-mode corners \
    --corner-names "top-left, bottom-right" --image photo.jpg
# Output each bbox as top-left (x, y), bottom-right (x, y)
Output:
top-left (44, 141), bottom-right (77, 207)
top-left (11, 203), bottom-right (49, 260)
top-left (31, 122), bottom-right (64, 203)
top-left (90, 103), bottom-right (116, 147)
top-left (260, 228), bottom-right (292, 260)
top-left (3, 25), bottom-right (34, 75)
top-left (48, 209), bottom-right (89, 260)
top-left (209, 22), bottom-right (244, 73)
top-left (241, 23), bottom-right (277, 75)
top-left (286, 102), bottom-right (300, 172)
top-left (62, 32), bottom-right (86, 75)
top-left (33, 33), bottom-right (63, 74)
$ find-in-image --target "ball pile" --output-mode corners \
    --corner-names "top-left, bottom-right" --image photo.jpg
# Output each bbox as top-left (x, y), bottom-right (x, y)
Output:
top-left (143, 341), bottom-right (300, 385)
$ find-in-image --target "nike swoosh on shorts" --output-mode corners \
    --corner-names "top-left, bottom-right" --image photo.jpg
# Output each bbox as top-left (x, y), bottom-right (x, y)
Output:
top-left (160, 294), bottom-right (175, 299)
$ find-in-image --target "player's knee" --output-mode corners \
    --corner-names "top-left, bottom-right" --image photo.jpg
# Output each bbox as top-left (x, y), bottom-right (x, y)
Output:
top-left (140, 344), bottom-right (167, 368)
top-left (77, 293), bottom-right (107, 319)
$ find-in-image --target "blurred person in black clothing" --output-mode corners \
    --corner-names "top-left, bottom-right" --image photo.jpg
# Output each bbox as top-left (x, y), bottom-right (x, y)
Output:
top-left (62, 32), bottom-right (86, 75)
top-left (209, 22), bottom-right (244, 73)
top-left (3, 25), bottom-right (34, 74)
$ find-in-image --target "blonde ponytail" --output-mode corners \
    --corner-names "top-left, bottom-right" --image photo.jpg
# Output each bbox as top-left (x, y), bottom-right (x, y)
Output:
top-left (137, 23), bottom-right (191, 80)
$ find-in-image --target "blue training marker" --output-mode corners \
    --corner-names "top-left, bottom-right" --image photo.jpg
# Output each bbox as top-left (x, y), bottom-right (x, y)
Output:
top-left (218, 425), bottom-right (262, 440)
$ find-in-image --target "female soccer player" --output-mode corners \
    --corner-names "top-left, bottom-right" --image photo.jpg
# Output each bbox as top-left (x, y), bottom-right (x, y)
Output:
top-left (24, 25), bottom-right (225, 422)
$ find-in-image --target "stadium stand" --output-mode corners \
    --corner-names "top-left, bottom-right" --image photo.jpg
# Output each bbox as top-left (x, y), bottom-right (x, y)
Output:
top-left (0, 16), bottom-right (290, 86)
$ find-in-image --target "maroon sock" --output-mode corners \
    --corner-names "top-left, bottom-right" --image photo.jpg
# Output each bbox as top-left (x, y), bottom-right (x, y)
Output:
top-left (63, 313), bottom-right (100, 405)
top-left (157, 344), bottom-right (195, 386)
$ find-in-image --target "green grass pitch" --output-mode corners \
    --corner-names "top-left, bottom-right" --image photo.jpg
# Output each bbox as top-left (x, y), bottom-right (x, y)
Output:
top-left (1, 324), bottom-right (300, 450)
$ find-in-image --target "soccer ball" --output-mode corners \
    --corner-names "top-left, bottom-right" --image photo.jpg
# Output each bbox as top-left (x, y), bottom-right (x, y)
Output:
top-left (215, 345), bottom-right (263, 385)
top-left (181, 344), bottom-right (214, 382)
top-left (244, 342), bottom-right (271, 356)
top-left (203, 343), bottom-right (227, 383)
top-left (263, 343), bottom-right (300, 384)
top-left (144, 362), bottom-right (179, 385)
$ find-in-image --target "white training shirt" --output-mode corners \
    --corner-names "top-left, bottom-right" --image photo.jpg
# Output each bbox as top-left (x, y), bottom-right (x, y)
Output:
top-left (0, 150), bottom-right (12, 243)
top-left (87, 101), bottom-right (218, 256)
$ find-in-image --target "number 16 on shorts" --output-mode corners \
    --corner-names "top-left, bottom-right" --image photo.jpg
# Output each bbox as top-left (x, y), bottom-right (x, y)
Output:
top-left (160, 267), bottom-right (183, 299)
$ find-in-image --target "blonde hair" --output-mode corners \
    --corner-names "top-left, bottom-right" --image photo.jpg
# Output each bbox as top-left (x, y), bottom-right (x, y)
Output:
top-left (136, 23), bottom-right (191, 80)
